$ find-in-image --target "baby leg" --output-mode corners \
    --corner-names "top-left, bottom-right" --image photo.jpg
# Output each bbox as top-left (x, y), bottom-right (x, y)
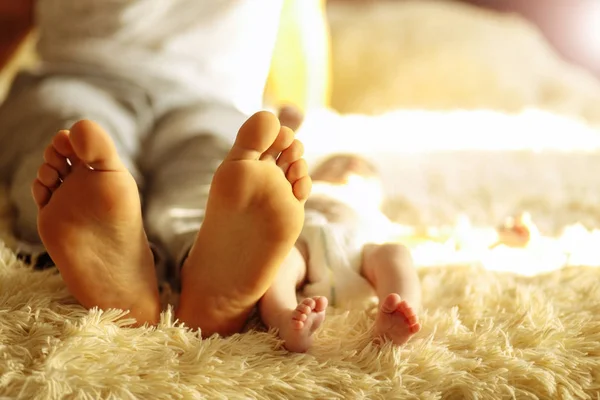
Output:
top-left (361, 243), bottom-right (421, 345)
top-left (259, 242), bottom-right (327, 353)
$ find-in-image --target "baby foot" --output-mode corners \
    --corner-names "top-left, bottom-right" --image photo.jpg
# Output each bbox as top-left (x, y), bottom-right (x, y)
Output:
top-left (32, 121), bottom-right (160, 325)
top-left (176, 111), bottom-right (311, 336)
top-left (373, 293), bottom-right (421, 346)
top-left (279, 297), bottom-right (327, 353)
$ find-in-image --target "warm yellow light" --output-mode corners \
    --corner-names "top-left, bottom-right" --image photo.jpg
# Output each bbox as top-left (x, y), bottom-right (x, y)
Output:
top-left (402, 216), bottom-right (600, 276)
top-left (310, 175), bottom-right (383, 213)
top-left (298, 109), bottom-right (600, 276)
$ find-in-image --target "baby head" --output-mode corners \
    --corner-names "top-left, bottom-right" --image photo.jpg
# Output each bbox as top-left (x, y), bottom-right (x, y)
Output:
top-left (310, 154), bottom-right (384, 211)
top-left (311, 154), bottom-right (381, 185)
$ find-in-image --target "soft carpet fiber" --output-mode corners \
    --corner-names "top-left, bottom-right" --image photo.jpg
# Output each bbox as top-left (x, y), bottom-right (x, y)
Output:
top-left (1, 240), bottom-right (599, 399)
top-left (2, 1), bottom-right (600, 398)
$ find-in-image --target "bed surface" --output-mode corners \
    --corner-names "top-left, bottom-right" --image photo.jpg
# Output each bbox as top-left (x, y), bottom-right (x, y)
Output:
top-left (2, 0), bottom-right (600, 398)
top-left (1, 240), bottom-right (599, 398)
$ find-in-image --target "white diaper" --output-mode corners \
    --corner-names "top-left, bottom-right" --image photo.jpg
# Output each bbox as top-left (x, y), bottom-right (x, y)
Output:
top-left (299, 190), bottom-right (398, 308)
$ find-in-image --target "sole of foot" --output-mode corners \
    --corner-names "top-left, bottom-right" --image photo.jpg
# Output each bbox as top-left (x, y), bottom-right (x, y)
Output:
top-left (176, 111), bottom-right (312, 336)
top-left (33, 121), bottom-right (160, 325)
top-left (373, 293), bottom-right (421, 346)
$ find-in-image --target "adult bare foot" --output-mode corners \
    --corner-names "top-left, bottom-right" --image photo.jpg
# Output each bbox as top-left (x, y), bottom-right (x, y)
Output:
top-left (373, 293), bottom-right (421, 346)
top-left (176, 111), bottom-right (311, 336)
top-left (32, 121), bottom-right (160, 325)
top-left (278, 296), bottom-right (327, 353)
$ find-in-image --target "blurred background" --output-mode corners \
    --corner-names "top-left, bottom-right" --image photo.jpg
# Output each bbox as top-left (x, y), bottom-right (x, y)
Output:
top-left (3, 0), bottom-right (599, 120)
top-left (1, 0), bottom-right (600, 236)
top-left (458, 0), bottom-right (599, 78)
top-left (323, 0), bottom-right (600, 121)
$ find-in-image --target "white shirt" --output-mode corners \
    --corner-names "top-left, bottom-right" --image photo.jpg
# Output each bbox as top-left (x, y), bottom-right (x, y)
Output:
top-left (35, 0), bottom-right (284, 113)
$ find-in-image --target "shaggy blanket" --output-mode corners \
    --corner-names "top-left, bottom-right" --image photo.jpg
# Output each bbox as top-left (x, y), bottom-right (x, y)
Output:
top-left (1, 241), bottom-right (600, 399)
top-left (2, 1), bottom-right (600, 398)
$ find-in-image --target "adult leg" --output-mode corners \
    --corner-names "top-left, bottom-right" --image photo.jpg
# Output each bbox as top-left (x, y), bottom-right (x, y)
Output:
top-left (0, 72), bottom-right (161, 325)
top-left (139, 0), bottom-right (291, 275)
top-left (139, 0), bottom-right (307, 334)
top-left (141, 103), bottom-right (304, 267)
top-left (0, 72), bottom-right (142, 246)
top-left (142, 107), bottom-right (311, 336)
top-left (141, 104), bottom-right (245, 274)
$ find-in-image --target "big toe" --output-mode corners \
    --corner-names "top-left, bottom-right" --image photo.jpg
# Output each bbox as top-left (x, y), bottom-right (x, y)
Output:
top-left (381, 293), bottom-right (402, 314)
top-left (69, 120), bottom-right (124, 171)
top-left (226, 111), bottom-right (281, 161)
top-left (314, 296), bottom-right (328, 312)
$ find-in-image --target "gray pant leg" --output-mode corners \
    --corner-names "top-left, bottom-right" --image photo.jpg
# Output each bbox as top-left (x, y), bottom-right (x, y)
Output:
top-left (0, 72), bottom-right (142, 244)
top-left (142, 102), bottom-right (248, 284)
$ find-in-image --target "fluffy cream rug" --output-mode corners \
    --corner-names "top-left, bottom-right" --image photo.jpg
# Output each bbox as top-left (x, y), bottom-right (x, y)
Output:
top-left (2, 1), bottom-right (600, 398)
top-left (1, 241), bottom-right (600, 399)
top-left (1, 181), bottom-right (600, 398)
